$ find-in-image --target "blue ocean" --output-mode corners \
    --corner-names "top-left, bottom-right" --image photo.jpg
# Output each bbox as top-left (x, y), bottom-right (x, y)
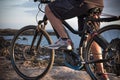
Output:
top-left (2, 29), bottom-right (120, 49)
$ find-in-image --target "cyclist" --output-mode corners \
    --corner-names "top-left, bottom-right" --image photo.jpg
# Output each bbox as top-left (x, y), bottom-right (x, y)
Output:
top-left (45, 0), bottom-right (109, 80)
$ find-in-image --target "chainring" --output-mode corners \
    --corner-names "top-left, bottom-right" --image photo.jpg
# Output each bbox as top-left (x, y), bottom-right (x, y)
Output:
top-left (63, 51), bottom-right (82, 67)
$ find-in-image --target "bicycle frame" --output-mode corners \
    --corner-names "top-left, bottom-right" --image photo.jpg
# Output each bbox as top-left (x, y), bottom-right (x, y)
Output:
top-left (10, 1), bottom-right (120, 79)
top-left (62, 17), bottom-right (110, 64)
top-left (32, 0), bottom-right (120, 64)
top-left (29, 0), bottom-right (120, 64)
top-left (30, 13), bottom-right (116, 65)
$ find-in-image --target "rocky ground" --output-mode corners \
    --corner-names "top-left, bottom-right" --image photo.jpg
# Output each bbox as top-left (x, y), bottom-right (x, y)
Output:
top-left (0, 56), bottom-right (91, 80)
top-left (0, 56), bottom-right (120, 80)
top-left (0, 36), bottom-right (91, 80)
top-left (0, 36), bottom-right (120, 80)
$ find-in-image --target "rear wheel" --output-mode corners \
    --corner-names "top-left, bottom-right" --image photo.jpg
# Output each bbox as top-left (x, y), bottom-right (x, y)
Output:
top-left (11, 25), bottom-right (55, 80)
top-left (85, 25), bottom-right (120, 80)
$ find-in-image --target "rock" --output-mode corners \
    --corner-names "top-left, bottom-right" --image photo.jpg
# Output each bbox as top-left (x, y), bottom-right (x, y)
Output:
top-left (42, 66), bottom-right (91, 80)
top-left (0, 36), bottom-right (11, 57)
top-left (0, 36), bottom-right (6, 49)
top-left (0, 57), bottom-right (91, 80)
top-left (0, 57), bottom-right (120, 80)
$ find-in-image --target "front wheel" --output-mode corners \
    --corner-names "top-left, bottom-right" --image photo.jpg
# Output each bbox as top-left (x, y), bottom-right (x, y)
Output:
top-left (85, 25), bottom-right (120, 80)
top-left (10, 25), bottom-right (55, 80)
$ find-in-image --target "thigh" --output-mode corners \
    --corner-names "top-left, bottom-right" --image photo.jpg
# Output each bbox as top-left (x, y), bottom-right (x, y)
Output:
top-left (48, 0), bottom-right (88, 20)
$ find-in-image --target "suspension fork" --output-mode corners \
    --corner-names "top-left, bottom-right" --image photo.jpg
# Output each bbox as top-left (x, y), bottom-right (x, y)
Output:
top-left (30, 15), bottom-right (48, 51)
top-left (29, 25), bottom-right (40, 51)
top-left (29, 24), bottom-right (46, 51)
top-left (36, 24), bottom-right (45, 50)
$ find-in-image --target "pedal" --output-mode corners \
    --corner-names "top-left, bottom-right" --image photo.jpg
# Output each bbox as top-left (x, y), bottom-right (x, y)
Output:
top-left (63, 51), bottom-right (83, 70)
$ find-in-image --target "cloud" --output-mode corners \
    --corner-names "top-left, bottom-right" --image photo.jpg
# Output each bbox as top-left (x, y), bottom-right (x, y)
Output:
top-left (11, 0), bottom-right (39, 8)
top-left (103, 0), bottom-right (120, 15)
top-left (8, 0), bottom-right (42, 16)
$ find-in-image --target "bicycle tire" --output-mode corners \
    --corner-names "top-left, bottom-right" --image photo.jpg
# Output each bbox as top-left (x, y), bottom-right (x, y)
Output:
top-left (84, 25), bottom-right (120, 80)
top-left (10, 25), bottom-right (55, 80)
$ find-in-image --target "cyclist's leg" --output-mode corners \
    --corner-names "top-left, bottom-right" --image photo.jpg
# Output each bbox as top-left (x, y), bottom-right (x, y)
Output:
top-left (89, 15), bottom-right (109, 79)
top-left (45, 0), bottom-right (90, 49)
top-left (45, 5), bottom-right (68, 38)
top-left (91, 42), bottom-right (105, 73)
top-left (90, 41), bottom-right (110, 80)
top-left (45, 0), bottom-right (87, 38)
top-left (86, 22), bottom-right (109, 79)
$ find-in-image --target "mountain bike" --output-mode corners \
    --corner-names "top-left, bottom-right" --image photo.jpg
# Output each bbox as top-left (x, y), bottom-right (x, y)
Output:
top-left (10, 0), bottom-right (120, 80)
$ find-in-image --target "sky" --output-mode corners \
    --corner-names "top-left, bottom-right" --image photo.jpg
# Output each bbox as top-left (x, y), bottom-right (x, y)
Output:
top-left (0, 0), bottom-right (120, 30)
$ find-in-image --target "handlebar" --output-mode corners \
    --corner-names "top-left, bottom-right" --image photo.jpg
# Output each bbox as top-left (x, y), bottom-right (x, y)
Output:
top-left (87, 16), bottom-right (120, 22)
top-left (34, 0), bottom-right (52, 3)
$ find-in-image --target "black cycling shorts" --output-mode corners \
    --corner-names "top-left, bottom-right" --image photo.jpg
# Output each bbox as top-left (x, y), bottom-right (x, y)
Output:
top-left (48, 0), bottom-right (93, 20)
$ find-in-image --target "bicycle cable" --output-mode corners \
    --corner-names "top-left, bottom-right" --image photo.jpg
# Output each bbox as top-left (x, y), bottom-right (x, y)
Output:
top-left (35, 3), bottom-right (45, 23)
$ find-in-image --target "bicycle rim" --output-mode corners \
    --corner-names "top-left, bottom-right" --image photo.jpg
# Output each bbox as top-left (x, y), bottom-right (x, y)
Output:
top-left (10, 25), bottom-right (55, 80)
top-left (85, 25), bottom-right (120, 80)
